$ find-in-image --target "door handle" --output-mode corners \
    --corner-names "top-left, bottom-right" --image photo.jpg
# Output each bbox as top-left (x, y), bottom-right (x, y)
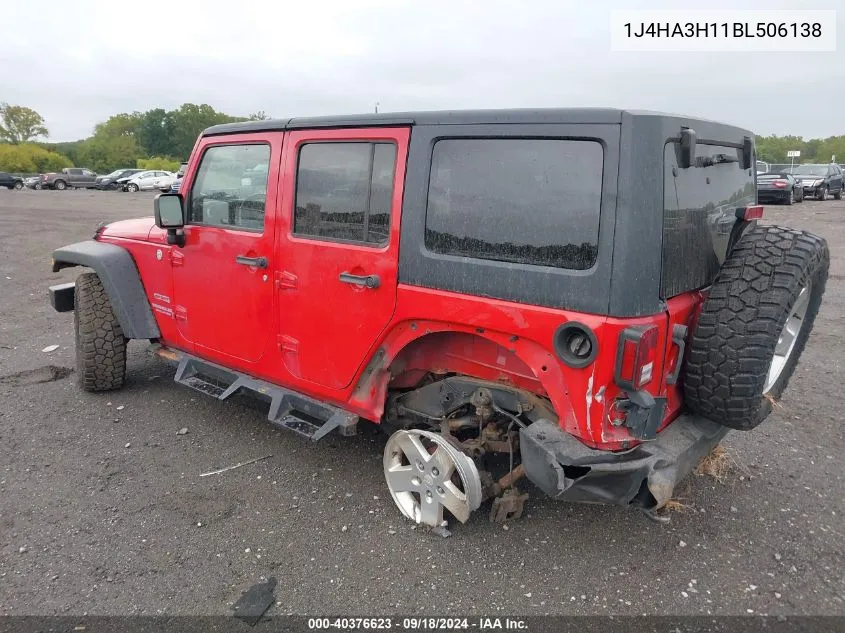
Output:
top-left (339, 272), bottom-right (380, 289)
top-left (236, 255), bottom-right (268, 268)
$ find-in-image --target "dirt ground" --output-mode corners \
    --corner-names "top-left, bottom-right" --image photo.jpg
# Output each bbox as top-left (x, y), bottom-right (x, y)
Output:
top-left (0, 190), bottom-right (843, 616)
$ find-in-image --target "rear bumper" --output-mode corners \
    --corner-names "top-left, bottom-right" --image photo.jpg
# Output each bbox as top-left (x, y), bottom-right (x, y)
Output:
top-left (520, 415), bottom-right (729, 509)
top-left (758, 190), bottom-right (790, 203)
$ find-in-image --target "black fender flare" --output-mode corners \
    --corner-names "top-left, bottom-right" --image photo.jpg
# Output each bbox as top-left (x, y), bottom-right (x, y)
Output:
top-left (52, 240), bottom-right (160, 340)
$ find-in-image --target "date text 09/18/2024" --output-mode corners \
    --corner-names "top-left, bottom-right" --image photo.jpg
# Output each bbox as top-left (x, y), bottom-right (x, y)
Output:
top-left (306, 617), bottom-right (528, 630)
top-left (623, 22), bottom-right (822, 38)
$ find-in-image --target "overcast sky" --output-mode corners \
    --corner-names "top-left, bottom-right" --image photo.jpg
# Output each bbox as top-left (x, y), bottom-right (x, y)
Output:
top-left (2, 0), bottom-right (843, 142)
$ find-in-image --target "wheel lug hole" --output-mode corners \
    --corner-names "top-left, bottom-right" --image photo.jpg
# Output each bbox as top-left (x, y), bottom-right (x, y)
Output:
top-left (431, 467), bottom-right (440, 477)
top-left (436, 486), bottom-right (445, 496)
top-left (416, 461), bottom-right (425, 472)
top-left (425, 490), bottom-right (433, 502)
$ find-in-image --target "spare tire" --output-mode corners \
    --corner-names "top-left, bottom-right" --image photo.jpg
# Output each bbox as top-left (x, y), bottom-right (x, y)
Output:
top-left (684, 225), bottom-right (828, 430)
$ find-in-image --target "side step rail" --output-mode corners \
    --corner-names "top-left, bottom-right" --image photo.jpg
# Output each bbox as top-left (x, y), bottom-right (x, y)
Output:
top-left (163, 350), bottom-right (358, 441)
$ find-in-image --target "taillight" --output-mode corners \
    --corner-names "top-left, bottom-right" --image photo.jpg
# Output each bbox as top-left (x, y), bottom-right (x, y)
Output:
top-left (736, 205), bottom-right (764, 221)
top-left (614, 325), bottom-right (659, 392)
top-left (772, 180), bottom-right (788, 189)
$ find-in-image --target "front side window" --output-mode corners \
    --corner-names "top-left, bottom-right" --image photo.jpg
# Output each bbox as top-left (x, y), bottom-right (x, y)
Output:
top-left (424, 139), bottom-right (603, 270)
top-left (189, 144), bottom-right (271, 231)
top-left (293, 142), bottom-right (396, 245)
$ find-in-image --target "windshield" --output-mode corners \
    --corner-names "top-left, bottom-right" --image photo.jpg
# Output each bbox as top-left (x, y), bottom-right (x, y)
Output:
top-left (104, 170), bottom-right (124, 178)
top-left (793, 165), bottom-right (827, 177)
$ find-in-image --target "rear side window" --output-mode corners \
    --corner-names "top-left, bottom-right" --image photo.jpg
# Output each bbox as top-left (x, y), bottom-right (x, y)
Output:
top-left (294, 142), bottom-right (396, 246)
top-left (424, 139), bottom-right (603, 270)
top-left (662, 143), bottom-right (756, 298)
top-left (189, 143), bottom-right (271, 231)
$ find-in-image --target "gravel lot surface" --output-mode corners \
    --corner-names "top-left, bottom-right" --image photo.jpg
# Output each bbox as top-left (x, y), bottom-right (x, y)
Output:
top-left (0, 190), bottom-right (843, 616)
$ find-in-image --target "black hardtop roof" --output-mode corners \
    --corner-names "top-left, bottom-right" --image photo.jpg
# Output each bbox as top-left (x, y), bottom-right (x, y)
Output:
top-left (203, 108), bottom-right (751, 137)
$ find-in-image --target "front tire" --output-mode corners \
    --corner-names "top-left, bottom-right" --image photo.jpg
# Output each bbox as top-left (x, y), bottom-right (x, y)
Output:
top-left (816, 185), bottom-right (827, 201)
top-left (74, 273), bottom-right (127, 392)
top-left (684, 226), bottom-right (828, 431)
top-left (13, 181), bottom-right (23, 190)
top-left (126, 183), bottom-right (139, 192)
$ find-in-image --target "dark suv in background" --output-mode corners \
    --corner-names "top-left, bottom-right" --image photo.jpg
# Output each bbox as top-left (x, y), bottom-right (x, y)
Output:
top-left (0, 172), bottom-right (24, 190)
top-left (96, 169), bottom-right (143, 190)
top-left (792, 163), bottom-right (844, 200)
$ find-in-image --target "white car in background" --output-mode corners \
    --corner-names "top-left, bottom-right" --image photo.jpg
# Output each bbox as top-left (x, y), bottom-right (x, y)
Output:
top-left (123, 170), bottom-right (176, 192)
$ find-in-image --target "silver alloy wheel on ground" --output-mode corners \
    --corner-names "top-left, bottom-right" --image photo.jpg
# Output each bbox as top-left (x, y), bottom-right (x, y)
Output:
top-left (383, 429), bottom-right (482, 527)
top-left (127, 184), bottom-right (138, 192)
top-left (764, 284), bottom-right (811, 393)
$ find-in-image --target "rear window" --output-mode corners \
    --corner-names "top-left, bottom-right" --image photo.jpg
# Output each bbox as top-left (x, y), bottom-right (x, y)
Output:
top-left (424, 139), bottom-right (603, 270)
top-left (662, 143), bottom-right (756, 298)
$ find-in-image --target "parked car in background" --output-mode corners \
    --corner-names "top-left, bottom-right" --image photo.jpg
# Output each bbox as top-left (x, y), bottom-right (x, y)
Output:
top-left (41, 168), bottom-right (99, 190)
top-left (757, 172), bottom-right (803, 205)
top-left (792, 163), bottom-right (844, 200)
top-left (24, 175), bottom-right (42, 189)
top-left (96, 169), bottom-right (143, 190)
top-left (122, 170), bottom-right (176, 192)
top-left (0, 172), bottom-right (24, 190)
top-left (170, 162), bottom-right (188, 193)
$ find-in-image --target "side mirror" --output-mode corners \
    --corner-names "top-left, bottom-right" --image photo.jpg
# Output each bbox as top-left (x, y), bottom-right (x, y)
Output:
top-left (154, 193), bottom-right (185, 247)
top-left (154, 193), bottom-right (184, 228)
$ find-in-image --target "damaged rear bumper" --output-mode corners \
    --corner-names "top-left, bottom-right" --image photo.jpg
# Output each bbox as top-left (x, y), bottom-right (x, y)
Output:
top-left (519, 415), bottom-right (729, 509)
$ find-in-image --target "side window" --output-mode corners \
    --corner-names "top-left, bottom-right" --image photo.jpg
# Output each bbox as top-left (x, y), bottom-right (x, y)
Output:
top-left (425, 139), bottom-right (602, 270)
top-left (189, 144), bottom-right (271, 231)
top-left (293, 142), bottom-right (396, 245)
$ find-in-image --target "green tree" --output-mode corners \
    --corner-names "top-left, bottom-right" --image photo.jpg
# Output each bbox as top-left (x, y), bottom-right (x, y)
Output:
top-left (137, 156), bottom-right (181, 171)
top-left (0, 143), bottom-right (71, 173)
top-left (138, 108), bottom-right (175, 157)
top-left (815, 136), bottom-right (845, 164)
top-left (754, 135), bottom-right (806, 164)
top-left (0, 103), bottom-right (49, 143)
top-left (248, 111), bottom-right (271, 121)
top-left (168, 103), bottom-right (245, 160)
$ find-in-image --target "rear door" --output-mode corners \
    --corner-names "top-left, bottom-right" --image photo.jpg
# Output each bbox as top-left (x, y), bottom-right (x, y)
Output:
top-left (661, 141), bottom-right (756, 416)
top-left (276, 127), bottom-right (409, 389)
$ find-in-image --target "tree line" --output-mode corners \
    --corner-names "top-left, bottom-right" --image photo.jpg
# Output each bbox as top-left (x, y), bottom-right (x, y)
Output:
top-left (755, 134), bottom-right (845, 165)
top-left (0, 102), bottom-right (268, 174)
top-left (2, 102), bottom-right (844, 174)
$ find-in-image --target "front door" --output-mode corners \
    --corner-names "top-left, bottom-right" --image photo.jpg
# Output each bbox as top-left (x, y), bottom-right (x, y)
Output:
top-left (171, 132), bottom-right (282, 366)
top-left (276, 127), bottom-right (410, 389)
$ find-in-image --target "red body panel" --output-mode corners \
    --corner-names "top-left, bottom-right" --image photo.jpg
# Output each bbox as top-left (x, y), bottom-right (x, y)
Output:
top-left (99, 126), bottom-right (707, 451)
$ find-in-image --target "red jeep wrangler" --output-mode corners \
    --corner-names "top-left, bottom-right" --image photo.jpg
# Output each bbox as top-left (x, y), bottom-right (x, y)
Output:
top-left (49, 109), bottom-right (828, 528)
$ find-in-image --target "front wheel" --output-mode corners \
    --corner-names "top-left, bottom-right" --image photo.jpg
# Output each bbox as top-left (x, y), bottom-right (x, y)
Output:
top-left (13, 181), bottom-right (23, 190)
top-left (816, 185), bottom-right (827, 201)
top-left (74, 273), bottom-right (127, 392)
top-left (126, 183), bottom-right (139, 192)
top-left (34, 183), bottom-right (42, 190)
top-left (685, 226), bottom-right (828, 430)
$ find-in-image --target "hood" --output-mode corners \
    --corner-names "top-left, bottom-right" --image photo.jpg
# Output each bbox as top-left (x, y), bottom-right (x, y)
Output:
top-left (99, 218), bottom-right (156, 241)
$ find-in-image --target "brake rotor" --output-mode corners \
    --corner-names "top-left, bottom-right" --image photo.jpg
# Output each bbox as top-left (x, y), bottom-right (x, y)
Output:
top-left (383, 429), bottom-right (482, 527)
